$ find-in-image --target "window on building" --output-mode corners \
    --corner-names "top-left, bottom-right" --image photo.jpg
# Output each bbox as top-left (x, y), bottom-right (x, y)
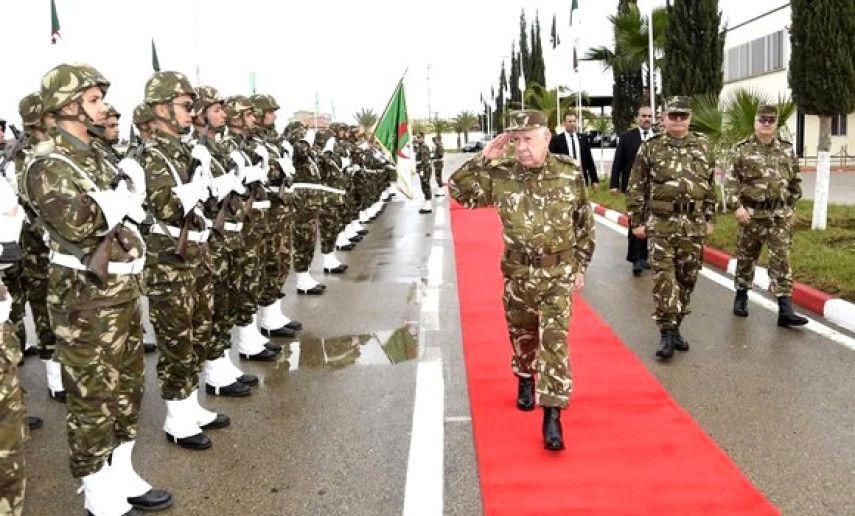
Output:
top-left (831, 114), bottom-right (848, 136)
top-left (724, 30), bottom-right (786, 82)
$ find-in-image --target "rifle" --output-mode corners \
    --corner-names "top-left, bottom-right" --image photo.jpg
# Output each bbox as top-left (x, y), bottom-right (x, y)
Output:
top-left (172, 127), bottom-right (210, 257)
top-left (0, 125), bottom-right (29, 175)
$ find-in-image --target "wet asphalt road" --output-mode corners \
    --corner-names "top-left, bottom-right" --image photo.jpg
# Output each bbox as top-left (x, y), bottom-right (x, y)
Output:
top-left (15, 151), bottom-right (854, 515)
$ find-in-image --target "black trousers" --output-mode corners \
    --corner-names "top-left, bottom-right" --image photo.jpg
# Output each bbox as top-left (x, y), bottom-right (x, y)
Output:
top-left (626, 231), bottom-right (649, 263)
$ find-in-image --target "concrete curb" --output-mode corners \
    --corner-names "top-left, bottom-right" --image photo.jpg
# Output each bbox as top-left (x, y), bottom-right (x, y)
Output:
top-left (591, 202), bottom-right (855, 333)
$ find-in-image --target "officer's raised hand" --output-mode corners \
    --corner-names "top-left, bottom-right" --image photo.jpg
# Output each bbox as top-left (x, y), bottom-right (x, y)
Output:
top-left (482, 133), bottom-right (512, 160)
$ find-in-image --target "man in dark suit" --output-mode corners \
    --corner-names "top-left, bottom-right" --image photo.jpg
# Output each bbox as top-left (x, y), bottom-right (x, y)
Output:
top-left (549, 113), bottom-right (598, 186)
top-left (610, 105), bottom-right (654, 275)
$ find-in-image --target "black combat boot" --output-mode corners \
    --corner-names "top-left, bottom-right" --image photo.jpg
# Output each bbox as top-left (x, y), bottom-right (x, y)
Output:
top-left (542, 407), bottom-right (565, 451)
top-left (516, 377), bottom-right (535, 411)
top-left (777, 296), bottom-right (808, 327)
top-left (733, 288), bottom-right (749, 317)
top-left (655, 329), bottom-right (676, 360)
top-left (632, 260), bottom-right (644, 276)
top-left (672, 326), bottom-right (689, 352)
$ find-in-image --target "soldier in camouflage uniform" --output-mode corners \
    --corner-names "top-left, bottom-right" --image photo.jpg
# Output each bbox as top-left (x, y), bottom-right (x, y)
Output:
top-left (286, 121), bottom-right (328, 294)
top-left (414, 132), bottom-right (433, 213)
top-left (189, 86), bottom-right (255, 397)
top-left (450, 110), bottom-right (595, 451)
top-left (0, 175), bottom-right (27, 516)
top-left (626, 96), bottom-right (717, 361)
top-left (727, 105), bottom-right (808, 327)
top-left (313, 128), bottom-right (349, 273)
top-left (24, 63), bottom-right (172, 515)
top-left (249, 94), bottom-right (303, 336)
top-left (140, 71), bottom-right (231, 451)
top-left (431, 135), bottom-right (445, 194)
top-left (132, 103), bottom-right (156, 143)
top-left (219, 96), bottom-right (280, 360)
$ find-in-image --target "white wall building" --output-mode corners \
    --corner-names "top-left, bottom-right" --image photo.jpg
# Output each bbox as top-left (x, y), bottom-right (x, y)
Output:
top-left (720, 3), bottom-right (853, 160)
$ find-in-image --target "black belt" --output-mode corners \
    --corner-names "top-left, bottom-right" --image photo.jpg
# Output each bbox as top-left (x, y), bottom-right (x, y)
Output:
top-left (504, 249), bottom-right (574, 267)
top-left (744, 199), bottom-right (785, 210)
top-left (649, 199), bottom-right (701, 214)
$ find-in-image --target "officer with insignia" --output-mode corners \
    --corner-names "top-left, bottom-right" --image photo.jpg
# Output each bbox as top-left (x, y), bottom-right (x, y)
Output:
top-left (727, 104), bottom-right (808, 327)
top-left (450, 110), bottom-right (595, 451)
top-left (626, 96), bottom-right (717, 361)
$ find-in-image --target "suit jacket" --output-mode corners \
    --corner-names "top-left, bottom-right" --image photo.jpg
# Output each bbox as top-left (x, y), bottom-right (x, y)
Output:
top-left (609, 128), bottom-right (647, 192)
top-left (548, 131), bottom-right (598, 185)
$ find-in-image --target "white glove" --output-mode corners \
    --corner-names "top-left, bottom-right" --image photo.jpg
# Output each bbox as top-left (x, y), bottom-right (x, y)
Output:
top-left (191, 144), bottom-right (213, 170)
top-left (0, 290), bottom-right (11, 323)
top-left (253, 144), bottom-right (270, 167)
top-left (125, 199), bottom-right (147, 225)
top-left (211, 173), bottom-right (234, 202)
top-left (275, 155), bottom-right (296, 177)
top-left (3, 161), bottom-right (18, 195)
top-left (341, 157), bottom-right (351, 169)
top-left (89, 182), bottom-right (132, 228)
top-left (117, 158), bottom-right (147, 196)
top-left (246, 165), bottom-right (269, 185)
top-left (231, 173), bottom-right (246, 195)
top-left (280, 139), bottom-right (294, 157)
top-left (302, 129), bottom-right (316, 147)
top-left (229, 150), bottom-right (249, 182)
top-left (322, 137), bottom-right (336, 154)
top-left (171, 181), bottom-right (205, 216)
top-left (0, 176), bottom-right (19, 214)
top-left (0, 208), bottom-right (24, 243)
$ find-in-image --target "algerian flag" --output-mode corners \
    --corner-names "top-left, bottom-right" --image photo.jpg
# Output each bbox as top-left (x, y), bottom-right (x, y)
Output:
top-left (151, 39), bottom-right (160, 72)
top-left (374, 79), bottom-right (416, 199)
top-left (518, 71), bottom-right (526, 94)
top-left (573, 47), bottom-right (579, 73)
top-left (551, 14), bottom-right (561, 48)
top-left (570, 0), bottom-right (579, 27)
top-left (51, 0), bottom-right (61, 44)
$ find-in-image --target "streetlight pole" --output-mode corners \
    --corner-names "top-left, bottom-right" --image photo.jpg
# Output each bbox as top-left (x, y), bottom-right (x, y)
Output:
top-left (647, 5), bottom-right (656, 115)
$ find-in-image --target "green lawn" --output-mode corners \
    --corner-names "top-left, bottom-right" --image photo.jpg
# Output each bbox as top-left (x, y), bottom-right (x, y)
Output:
top-left (588, 185), bottom-right (855, 301)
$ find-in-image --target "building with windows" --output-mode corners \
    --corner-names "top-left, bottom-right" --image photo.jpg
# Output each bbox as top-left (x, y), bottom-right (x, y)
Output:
top-left (721, 3), bottom-right (853, 160)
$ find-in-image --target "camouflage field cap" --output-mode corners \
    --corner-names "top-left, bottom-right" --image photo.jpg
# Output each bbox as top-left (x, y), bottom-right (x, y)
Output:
top-left (194, 85), bottom-right (224, 112)
top-left (104, 103), bottom-right (120, 119)
top-left (132, 103), bottom-right (155, 125)
top-left (18, 92), bottom-right (43, 128)
top-left (664, 96), bottom-right (692, 113)
top-left (249, 94), bottom-right (280, 114)
top-left (40, 63), bottom-right (110, 114)
top-left (144, 71), bottom-right (196, 105)
top-left (506, 110), bottom-right (548, 131)
top-left (223, 95), bottom-right (254, 119)
top-left (756, 104), bottom-right (778, 118)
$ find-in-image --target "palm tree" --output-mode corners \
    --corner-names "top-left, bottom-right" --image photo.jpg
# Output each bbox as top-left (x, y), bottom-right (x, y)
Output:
top-left (453, 111), bottom-right (479, 147)
top-left (588, 114), bottom-right (614, 173)
top-left (522, 83), bottom-right (575, 130)
top-left (432, 119), bottom-right (451, 138)
top-left (584, 5), bottom-right (669, 72)
top-left (412, 119), bottom-right (433, 136)
top-left (353, 108), bottom-right (378, 133)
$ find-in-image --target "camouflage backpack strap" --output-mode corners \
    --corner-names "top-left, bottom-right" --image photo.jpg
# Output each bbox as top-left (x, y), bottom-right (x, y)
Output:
top-left (145, 147), bottom-right (184, 187)
top-left (26, 151), bottom-right (98, 192)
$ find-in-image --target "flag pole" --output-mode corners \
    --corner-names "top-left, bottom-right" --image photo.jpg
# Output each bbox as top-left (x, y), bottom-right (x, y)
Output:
top-left (647, 5), bottom-right (656, 115)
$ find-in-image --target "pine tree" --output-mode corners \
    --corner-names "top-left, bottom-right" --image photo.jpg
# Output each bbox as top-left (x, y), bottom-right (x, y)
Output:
top-left (495, 61), bottom-right (508, 131)
top-left (661, 0), bottom-right (725, 98)
top-left (510, 41), bottom-right (522, 105)
top-left (612, 0), bottom-right (645, 132)
top-left (530, 12), bottom-right (546, 87)
top-left (519, 10), bottom-right (531, 82)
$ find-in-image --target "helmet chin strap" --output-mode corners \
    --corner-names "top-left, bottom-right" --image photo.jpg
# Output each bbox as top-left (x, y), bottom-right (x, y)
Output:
top-left (154, 102), bottom-right (189, 135)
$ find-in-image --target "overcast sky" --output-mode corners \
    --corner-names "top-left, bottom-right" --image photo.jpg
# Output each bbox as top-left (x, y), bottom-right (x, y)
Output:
top-left (1, 0), bottom-right (787, 136)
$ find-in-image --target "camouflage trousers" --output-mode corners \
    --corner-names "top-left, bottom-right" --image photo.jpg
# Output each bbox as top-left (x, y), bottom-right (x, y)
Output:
top-left (735, 215), bottom-right (794, 296)
top-left (234, 212), bottom-right (265, 326)
top-left (293, 193), bottom-right (320, 273)
top-left (418, 165), bottom-right (433, 201)
top-left (21, 224), bottom-right (55, 359)
top-left (208, 230), bottom-right (244, 359)
top-left (0, 266), bottom-right (24, 349)
top-left (502, 265), bottom-right (574, 408)
top-left (259, 202), bottom-right (292, 306)
top-left (648, 233), bottom-right (705, 330)
top-left (432, 160), bottom-right (444, 186)
top-left (50, 298), bottom-right (144, 477)
top-left (0, 322), bottom-right (26, 515)
top-left (146, 253), bottom-right (214, 401)
top-left (319, 198), bottom-right (345, 254)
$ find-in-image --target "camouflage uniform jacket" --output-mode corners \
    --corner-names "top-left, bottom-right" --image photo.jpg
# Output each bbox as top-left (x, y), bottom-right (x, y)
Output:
top-left (23, 128), bottom-right (144, 308)
top-left (250, 131), bottom-right (294, 209)
top-left (626, 132), bottom-right (716, 237)
top-left (139, 132), bottom-right (208, 265)
top-left (218, 131), bottom-right (269, 207)
top-left (726, 134), bottom-right (801, 218)
top-left (91, 137), bottom-right (121, 166)
top-left (432, 142), bottom-right (444, 161)
top-left (450, 152), bottom-right (595, 276)
top-left (414, 142), bottom-right (431, 172)
top-left (196, 135), bottom-right (246, 226)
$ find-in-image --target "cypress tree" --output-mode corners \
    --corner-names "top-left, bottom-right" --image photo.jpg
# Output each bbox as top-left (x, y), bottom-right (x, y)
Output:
top-left (661, 0), bottom-right (725, 98)
top-left (495, 61), bottom-right (508, 131)
top-left (531, 12), bottom-right (547, 87)
top-left (612, 0), bottom-right (645, 132)
top-left (510, 41), bottom-right (522, 105)
top-left (519, 10), bottom-right (531, 81)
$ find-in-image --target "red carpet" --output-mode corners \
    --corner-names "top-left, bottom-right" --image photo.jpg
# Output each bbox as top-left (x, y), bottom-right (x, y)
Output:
top-left (449, 201), bottom-right (779, 515)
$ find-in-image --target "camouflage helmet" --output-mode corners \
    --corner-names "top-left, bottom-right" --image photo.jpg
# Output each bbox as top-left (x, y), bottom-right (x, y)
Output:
top-left (104, 103), bottom-right (121, 120)
top-left (18, 92), bottom-right (44, 128)
top-left (329, 122), bottom-right (345, 134)
top-left (249, 94), bottom-right (280, 114)
top-left (144, 71), bottom-right (196, 105)
top-left (194, 85), bottom-right (224, 113)
top-left (313, 128), bottom-right (333, 149)
top-left (40, 63), bottom-right (110, 114)
top-left (132, 103), bottom-right (155, 126)
top-left (223, 95), bottom-right (254, 119)
top-left (283, 120), bottom-right (306, 142)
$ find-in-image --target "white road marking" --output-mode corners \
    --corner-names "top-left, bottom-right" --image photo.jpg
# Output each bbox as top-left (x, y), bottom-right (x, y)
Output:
top-left (594, 213), bottom-right (855, 351)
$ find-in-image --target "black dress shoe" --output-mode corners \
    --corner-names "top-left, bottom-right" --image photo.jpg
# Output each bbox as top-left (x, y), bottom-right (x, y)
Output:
top-left (418, 208), bottom-right (433, 214)
top-left (516, 377), bottom-right (535, 411)
top-left (22, 347), bottom-right (39, 358)
top-left (27, 416), bottom-right (43, 431)
top-left (143, 342), bottom-right (157, 354)
top-left (200, 413), bottom-right (230, 430)
top-left (237, 374), bottom-right (259, 386)
top-left (165, 431), bottom-right (211, 450)
top-left (206, 382), bottom-right (251, 397)
top-left (655, 329), bottom-right (676, 360)
top-left (323, 264), bottom-right (348, 274)
top-left (349, 235), bottom-right (363, 243)
top-left (337, 243), bottom-right (355, 251)
top-left (49, 388), bottom-right (66, 403)
top-left (128, 488), bottom-right (173, 512)
top-left (88, 511), bottom-right (133, 516)
top-left (632, 260), bottom-right (644, 276)
top-left (733, 289), bottom-right (749, 317)
top-left (297, 286), bottom-right (324, 295)
top-left (283, 320), bottom-right (302, 331)
top-left (239, 348), bottom-right (277, 361)
top-left (777, 296), bottom-right (808, 327)
top-left (542, 407), bottom-right (565, 451)
top-left (260, 326), bottom-right (295, 338)
top-left (265, 341), bottom-right (283, 352)
top-left (357, 229), bottom-right (369, 235)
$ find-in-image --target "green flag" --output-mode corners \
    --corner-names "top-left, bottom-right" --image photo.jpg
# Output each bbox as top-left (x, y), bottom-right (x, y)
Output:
top-left (570, 0), bottom-right (578, 26)
top-left (151, 39), bottom-right (160, 72)
top-left (374, 78), bottom-right (415, 198)
top-left (50, 0), bottom-right (61, 44)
